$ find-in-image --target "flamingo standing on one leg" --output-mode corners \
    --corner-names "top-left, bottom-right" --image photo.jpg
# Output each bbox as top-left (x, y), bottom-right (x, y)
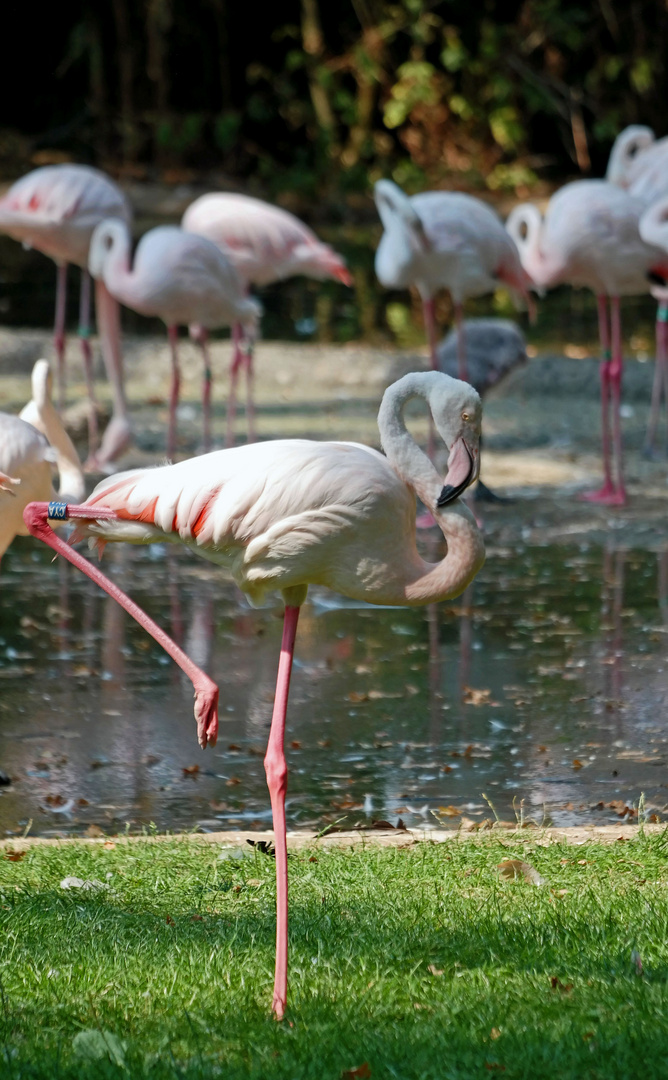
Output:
top-left (23, 370), bottom-right (484, 1019)
top-left (606, 127), bottom-right (668, 456)
top-left (88, 221), bottom-right (260, 457)
top-left (507, 180), bottom-right (667, 505)
top-left (0, 165), bottom-right (132, 462)
top-left (182, 192), bottom-right (352, 445)
top-left (373, 180), bottom-right (532, 382)
top-left (0, 359), bottom-right (84, 561)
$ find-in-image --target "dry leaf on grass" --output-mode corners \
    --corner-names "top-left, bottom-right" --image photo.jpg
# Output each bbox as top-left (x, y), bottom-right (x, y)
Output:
top-left (427, 964), bottom-right (443, 976)
top-left (490, 1028), bottom-right (501, 1040)
top-left (341, 1064), bottom-right (371, 1080)
top-left (497, 860), bottom-right (546, 886)
top-left (3, 849), bottom-right (26, 862)
top-left (550, 977), bottom-right (573, 993)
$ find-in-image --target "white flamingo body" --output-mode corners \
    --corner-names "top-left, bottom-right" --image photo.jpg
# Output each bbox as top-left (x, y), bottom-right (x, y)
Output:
top-left (507, 180), bottom-right (663, 295)
top-left (0, 360), bottom-right (84, 558)
top-left (182, 193), bottom-right (351, 288)
top-left (0, 165), bottom-right (132, 460)
top-left (0, 164), bottom-right (130, 268)
top-left (376, 186), bottom-right (526, 303)
top-left (89, 221), bottom-right (260, 455)
top-left (507, 179), bottom-right (668, 503)
top-left (182, 192), bottom-right (351, 445)
top-left (81, 373), bottom-right (484, 608)
top-left (374, 180), bottom-right (529, 382)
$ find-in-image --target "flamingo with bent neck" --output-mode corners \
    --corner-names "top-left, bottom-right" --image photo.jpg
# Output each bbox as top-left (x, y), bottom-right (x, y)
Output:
top-left (23, 369), bottom-right (484, 1018)
top-left (507, 179), bottom-right (666, 505)
top-left (0, 164), bottom-right (132, 465)
top-left (182, 192), bottom-right (352, 446)
top-left (88, 220), bottom-right (260, 457)
top-left (0, 359), bottom-right (84, 561)
top-left (374, 179), bottom-right (532, 382)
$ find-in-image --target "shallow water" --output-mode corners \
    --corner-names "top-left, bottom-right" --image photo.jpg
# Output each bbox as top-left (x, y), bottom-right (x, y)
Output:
top-left (1, 534), bottom-right (666, 837)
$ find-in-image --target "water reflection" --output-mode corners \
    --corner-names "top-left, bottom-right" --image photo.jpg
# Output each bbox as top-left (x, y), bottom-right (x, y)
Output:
top-left (0, 535), bottom-right (666, 837)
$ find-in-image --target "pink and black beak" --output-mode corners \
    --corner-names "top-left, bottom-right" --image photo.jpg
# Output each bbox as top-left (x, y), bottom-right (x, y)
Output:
top-left (436, 437), bottom-right (479, 507)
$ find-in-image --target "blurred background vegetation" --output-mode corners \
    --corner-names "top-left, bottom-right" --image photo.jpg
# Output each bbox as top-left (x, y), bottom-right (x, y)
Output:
top-left (3, 0), bottom-right (668, 208)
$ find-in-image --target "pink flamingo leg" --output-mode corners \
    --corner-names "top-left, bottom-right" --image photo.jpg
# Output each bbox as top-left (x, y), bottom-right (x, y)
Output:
top-left (264, 603), bottom-right (301, 1020)
top-left (54, 263), bottom-right (68, 412)
top-left (243, 335), bottom-right (256, 445)
top-left (608, 295), bottom-right (626, 504)
top-left (580, 294), bottom-right (617, 503)
top-left (197, 329), bottom-right (212, 454)
top-left (422, 297), bottom-right (439, 371)
top-left (226, 323), bottom-right (243, 448)
top-left (454, 302), bottom-right (468, 383)
top-left (78, 269), bottom-right (98, 455)
top-left (22, 501), bottom-right (219, 749)
top-left (167, 325), bottom-right (180, 460)
top-left (646, 302), bottom-right (668, 456)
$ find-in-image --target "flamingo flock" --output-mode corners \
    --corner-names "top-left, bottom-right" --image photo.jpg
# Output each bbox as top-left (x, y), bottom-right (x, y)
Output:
top-left (1, 123), bottom-right (668, 1017)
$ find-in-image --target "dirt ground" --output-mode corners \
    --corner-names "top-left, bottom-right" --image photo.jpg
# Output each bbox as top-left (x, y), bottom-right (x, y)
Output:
top-left (1, 326), bottom-right (668, 550)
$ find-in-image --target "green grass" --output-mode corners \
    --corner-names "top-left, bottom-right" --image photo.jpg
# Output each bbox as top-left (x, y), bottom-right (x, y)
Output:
top-left (2, 834), bottom-right (668, 1079)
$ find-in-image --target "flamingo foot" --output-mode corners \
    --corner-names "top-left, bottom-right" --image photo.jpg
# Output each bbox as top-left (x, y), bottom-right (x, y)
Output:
top-left (195, 683), bottom-right (219, 748)
top-left (272, 992), bottom-right (286, 1021)
top-left (416, 511), bottom-right (436, 530)
top-left (578, 485), bottom-right (626, 506)
top-left (85, 416), bottom-right (133, 473)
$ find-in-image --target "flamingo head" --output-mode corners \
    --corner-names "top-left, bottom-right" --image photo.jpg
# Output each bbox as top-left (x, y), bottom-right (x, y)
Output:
top-left (606, 125), bottom-right (655, 188)
top-left (430, 375), bottom-right (482, 505)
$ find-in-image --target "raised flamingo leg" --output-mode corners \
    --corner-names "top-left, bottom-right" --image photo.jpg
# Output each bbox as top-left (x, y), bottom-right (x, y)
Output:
top-left (54, 263), bottom-right (68, 412)
top-left (264, 603), bottom-right (301, 1020)
top-left (580, 294), bottom-right (616, 503)
top-left (23, 501), bottom-right (219, 749)
top-left (243, 334), bottom-right (256, 444)
top-left (226, 323), bottom-right (244, 448)
top-left (454, 302), bottom-right (468, 383)
top-left (78, 269), bottom-right (98, 455)
top-left (167, 325), bottom-right (180, 460)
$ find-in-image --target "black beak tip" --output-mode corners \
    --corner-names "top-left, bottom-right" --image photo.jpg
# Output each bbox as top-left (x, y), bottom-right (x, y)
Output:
top-left (436, 484), bottom-right (457, 507)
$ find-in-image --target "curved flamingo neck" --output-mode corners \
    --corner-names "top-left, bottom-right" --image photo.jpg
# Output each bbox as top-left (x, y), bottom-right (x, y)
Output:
top-left (377, 373), bottom-right (485, 605)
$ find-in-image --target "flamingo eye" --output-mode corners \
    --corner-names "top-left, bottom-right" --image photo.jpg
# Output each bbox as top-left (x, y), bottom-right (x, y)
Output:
top-left (461, 412), bottom-right (470, 422)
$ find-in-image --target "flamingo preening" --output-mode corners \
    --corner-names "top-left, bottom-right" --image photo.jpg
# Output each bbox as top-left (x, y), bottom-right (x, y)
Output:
top-left (0, 359), bottom-right (84, 561)
top-left (23, 370), bottom-right (484, 1018)
top-left (607, 126), bottom-right (668, 456)
top-left (507, 179), bottom-right (666, 505)
top-left (88, 221), bottom-right (260, 458)
top-left (0, 164), bottom-right (132, 463)
top-left (373, 180), bottom-right (532, 382)
top-left (182, 192), bottom-right (352, 445)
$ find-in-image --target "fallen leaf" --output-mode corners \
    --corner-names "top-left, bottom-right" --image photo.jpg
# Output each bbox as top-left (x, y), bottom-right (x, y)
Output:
top-left (228, 744), bottom-right (241, 751)
top-left (226, 777), bottom-right (241, 786)
top-left (191, 915), bottom-right (203, 922)
top-left (462, 686), bottom-right (492, 705)
top-left (341, 1065), bottom-right (371, 1080)
top-left (290, 740), bottom-right (302, 750)
top-left (572, 759), bottom-right (583, 770)
top-left (582, 1032), bottom-right (595, 1042)
top-left (165, 915), bottom-right (175, 925)
top-left (550, 977), bottom-right (573, 993)
top-left (85, 825), bottom-right (105, 838)
top-left (182, 764), bottom-right (199, 776)
top-left (497, 860), bottom-right (546, 886)
top-left (309, 856), bottom-right (318, 863)
top-left (577, 859), bottom-right (588, 866)
top-left (428, 964), bottom-right (443, 976)
top-left (490, 1028), bottom-right (501, 1040)
top-left (3, 849), bottom-right (26, 862)
top-left (437, 805), bottom-right (461, 817)
top-left (103, 841), bottom-right (116, 850)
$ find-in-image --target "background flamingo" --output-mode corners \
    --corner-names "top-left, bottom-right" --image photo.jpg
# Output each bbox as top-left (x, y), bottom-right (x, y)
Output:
top-left (88, 221), bottom-right (260, 457)
top-left (639, 198), bottom-right (668, 449)
top-left (0, 164), bottom-right (132, 462)
top-left (182, 192), bottom-right (352, 445)
top-left (24, 369), bottom-right (484, 1019)
top-left (507, 179), bottom-right (666, 505)
top-left (607, 127), bottom-right (668, 455)
top-left (0, 359), bottom-right (84, 560)
top-left (373, 179), bottom-right (532, 383)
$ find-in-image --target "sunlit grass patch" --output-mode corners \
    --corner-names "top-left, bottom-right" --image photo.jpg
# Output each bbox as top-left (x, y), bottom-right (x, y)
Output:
top-left (1, 833), bottom-right (668, 1078)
